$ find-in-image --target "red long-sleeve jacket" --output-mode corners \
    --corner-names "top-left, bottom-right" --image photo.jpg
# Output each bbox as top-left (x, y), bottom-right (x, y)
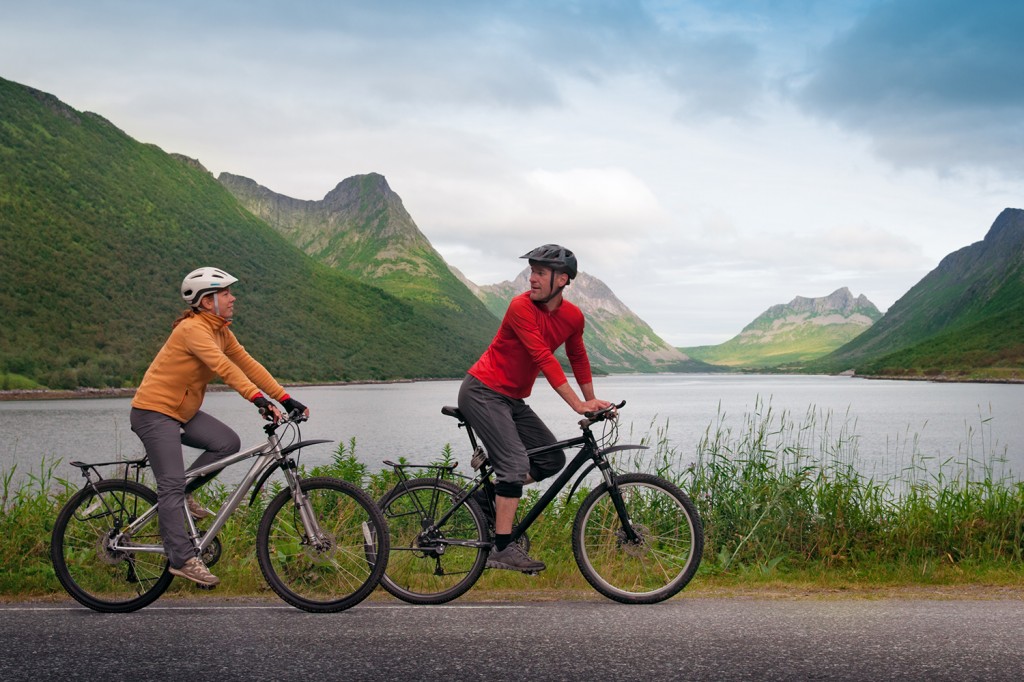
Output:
top-left (468, 292), bottom-right (593, 399)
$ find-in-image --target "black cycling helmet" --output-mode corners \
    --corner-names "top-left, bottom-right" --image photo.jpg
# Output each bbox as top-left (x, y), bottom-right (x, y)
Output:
top-left (520, 244), bottom-right (578, 280)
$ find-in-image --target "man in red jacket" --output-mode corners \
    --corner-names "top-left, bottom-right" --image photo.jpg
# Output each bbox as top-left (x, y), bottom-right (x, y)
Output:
top-left (457, 244), bottom-right (613, 572)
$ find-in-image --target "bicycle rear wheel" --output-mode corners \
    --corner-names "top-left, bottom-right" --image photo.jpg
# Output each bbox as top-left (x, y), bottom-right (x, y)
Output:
top-left (378, 478), bottom-right (488, 605)
top-left (572, 473), bottom-right (703, 604)
top-left (50, 479), bottom-right (172, 613)
top-left (256, 477), bottom-right (389, 613)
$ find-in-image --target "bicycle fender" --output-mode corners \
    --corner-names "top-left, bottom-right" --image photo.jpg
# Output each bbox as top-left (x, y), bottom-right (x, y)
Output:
top-left (280, 439), bottom-right (332, 457)
top-left (249, 439), bottom-right (332, 505)
top-left (599, 444), bottom-right (649, 456)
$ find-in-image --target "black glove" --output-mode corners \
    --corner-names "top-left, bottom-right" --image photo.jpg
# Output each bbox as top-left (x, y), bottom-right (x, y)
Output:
top-left (281, 396), bottom-right (307, 416)
top-left (253, 395), bottom-right (274, 420)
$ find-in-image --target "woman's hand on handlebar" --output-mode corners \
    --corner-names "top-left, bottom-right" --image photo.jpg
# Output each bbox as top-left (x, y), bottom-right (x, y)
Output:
top-left (281, 395), bottom-right (309, 419)
top-left (252, 394), bottom-right (283, 423)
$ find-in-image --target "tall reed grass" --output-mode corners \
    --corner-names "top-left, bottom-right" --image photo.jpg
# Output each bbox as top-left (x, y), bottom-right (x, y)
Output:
top-left (3, 400), bottom-right (1023, 597)
top-left (630, 397), bottom-right (1024, 578)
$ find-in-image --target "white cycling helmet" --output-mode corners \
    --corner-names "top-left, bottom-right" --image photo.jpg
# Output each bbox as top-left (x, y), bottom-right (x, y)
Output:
top-left (181, 267), bottom-right (238, 307)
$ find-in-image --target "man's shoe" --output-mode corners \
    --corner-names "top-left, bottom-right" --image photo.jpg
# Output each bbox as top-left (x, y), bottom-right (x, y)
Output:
top-left (169, 557), bottom-right (220, 587)
top-left (486, 544), bottom-right (545, 573)
top-left (186, 494), bottom-right (213, 519)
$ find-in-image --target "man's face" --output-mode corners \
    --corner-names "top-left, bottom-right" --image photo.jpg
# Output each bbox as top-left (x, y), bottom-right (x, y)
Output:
top-left (528, 265), bottom-right (567, 302)
top-left (200, 287), bottom-right (236, 319)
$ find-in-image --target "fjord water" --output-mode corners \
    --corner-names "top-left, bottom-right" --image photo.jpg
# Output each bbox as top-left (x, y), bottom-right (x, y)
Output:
top-left (2, 375), bottom-right (1023, 488)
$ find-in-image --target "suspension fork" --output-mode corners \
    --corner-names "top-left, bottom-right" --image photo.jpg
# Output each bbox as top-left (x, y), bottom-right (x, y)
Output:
top-left (280, 458), bottom-right (328, 548)
top-left (596, 461), bottom-right (643, 544)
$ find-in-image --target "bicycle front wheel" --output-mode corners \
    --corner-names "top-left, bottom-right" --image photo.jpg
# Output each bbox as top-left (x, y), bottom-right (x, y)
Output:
top-left (256, 477), bottom-right (389, 613)
top-left (50, 479), bottom-right (172, 613)
top-left (378, 478), bottom-right (488, 605)
top-left (573, 473), bottom-right (703, 604)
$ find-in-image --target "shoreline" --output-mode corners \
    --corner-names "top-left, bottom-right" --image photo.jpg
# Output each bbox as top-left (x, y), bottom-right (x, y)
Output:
top-left (0, 377), bottom-right (457, 402)
top-left (3, 372), bottom-right (1023, 402)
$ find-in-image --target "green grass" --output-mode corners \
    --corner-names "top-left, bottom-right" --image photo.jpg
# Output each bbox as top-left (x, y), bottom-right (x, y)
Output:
top-left (4, 402), bottom-right (1024, 600)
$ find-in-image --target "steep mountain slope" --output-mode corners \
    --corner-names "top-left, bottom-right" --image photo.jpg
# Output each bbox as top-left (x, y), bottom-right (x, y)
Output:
top-left (684, 288), bottom-right (881, 368)
top-left (219, 172), bottom-right (499, 353)
top-left (471, 270), bottom-right (715, 373)
top-left (814, 209), bottom-right (1024, 378)
top-left (0, 77), bottom-right (489, 388)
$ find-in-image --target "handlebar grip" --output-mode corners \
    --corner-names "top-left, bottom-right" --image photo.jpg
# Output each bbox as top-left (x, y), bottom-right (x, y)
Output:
top-left (583, 400), bottom-right (626, 421)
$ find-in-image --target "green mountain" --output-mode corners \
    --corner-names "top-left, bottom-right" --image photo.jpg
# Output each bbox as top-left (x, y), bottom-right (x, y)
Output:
top-left (0, 76), bottom-right (489, 388)
top-left (683, 288), bottom-right (881, 369)
top-left (465, 269), bottom-right (718, 374)
top-left (812, 209), bottom-right (1024, 379)
top-left (218, 171), bottom-right (499, 360)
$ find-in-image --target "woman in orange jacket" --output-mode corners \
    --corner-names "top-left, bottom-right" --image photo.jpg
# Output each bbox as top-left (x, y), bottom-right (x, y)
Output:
top-left (130, 267), bottom-right (308, 587)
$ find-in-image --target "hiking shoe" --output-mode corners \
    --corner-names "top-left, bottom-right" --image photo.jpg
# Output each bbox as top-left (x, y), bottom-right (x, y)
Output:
top-left (170, 557), bottom-right (220, 587)
top-left (486, 544), bottom-right (545, 573)
top-left (186, 494), bottom-right (213, 519)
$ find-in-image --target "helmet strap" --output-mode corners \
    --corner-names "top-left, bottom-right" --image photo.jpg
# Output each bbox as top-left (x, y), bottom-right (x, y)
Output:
top-left (534, 271), bottom-right (566, 306)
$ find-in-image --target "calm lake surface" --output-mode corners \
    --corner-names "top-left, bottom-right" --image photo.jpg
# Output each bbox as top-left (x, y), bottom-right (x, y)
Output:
top-left (2, 374), bottom-right (1023, 489)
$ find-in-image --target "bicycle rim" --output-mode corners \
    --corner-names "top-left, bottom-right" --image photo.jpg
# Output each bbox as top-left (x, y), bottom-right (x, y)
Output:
top-left (378, 478), bottom-right (487, 605)
top-left (256, 477), bottom-right (389, 613)
top-left (50, 479), bottom-right (172, 613)
top-left (573, 473), bottom-right (703, 604)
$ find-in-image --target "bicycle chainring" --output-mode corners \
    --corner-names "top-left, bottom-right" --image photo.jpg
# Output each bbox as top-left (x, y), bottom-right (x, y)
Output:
top-left (199, 531), bottom-right (222, 567)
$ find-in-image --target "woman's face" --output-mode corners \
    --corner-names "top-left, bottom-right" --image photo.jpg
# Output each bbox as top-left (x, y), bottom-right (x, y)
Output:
top-left (200, 287), bottom-right (236, 319)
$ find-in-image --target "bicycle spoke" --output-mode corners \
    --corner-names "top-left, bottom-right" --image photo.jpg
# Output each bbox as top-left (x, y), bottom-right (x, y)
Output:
top-left (51, 480), bottom-right (172, 612)
top-left (257, 477), bottom-right (388, 613)
top-left (573, 474), bottom-right (703, 604)
top-left (378, 478), bottom-right (488, 605)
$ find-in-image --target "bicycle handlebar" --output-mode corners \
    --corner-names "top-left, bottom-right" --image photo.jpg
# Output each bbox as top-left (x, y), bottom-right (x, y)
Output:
top-left (263, 411), bottom-right (308, 435)
top-left (580, 400), bottom-right (626, 428)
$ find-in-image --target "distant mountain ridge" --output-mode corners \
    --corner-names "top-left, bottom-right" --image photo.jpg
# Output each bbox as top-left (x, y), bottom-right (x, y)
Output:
top-left (683, 288), bottom-right (881, 368)
top-left (469, 269), bottom-right (715, 373)
top-left (814, 208), bottom-right (1024, 378)
top-left (223, 172), bottom-right (706, 375)
top-left (218, 172), bottom-right (481, 311)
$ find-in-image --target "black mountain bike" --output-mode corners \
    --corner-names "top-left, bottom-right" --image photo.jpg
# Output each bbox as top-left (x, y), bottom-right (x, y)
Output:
top-left (378, 401), bottom-right (703, 605)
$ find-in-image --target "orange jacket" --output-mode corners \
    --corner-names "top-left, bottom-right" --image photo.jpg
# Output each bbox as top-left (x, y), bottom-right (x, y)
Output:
top-left (132, 311), bottom-right (286, 423)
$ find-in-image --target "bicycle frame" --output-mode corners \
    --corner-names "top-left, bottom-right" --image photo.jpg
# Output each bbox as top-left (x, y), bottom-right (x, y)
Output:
top-left (392, 407), bottom-right (647, 549)
top-left (102, 422), bottom-right (330, 557)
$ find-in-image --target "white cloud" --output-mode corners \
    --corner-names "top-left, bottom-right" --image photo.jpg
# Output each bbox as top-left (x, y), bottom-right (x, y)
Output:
top-left (1, 0), bottom-right (1021, 347)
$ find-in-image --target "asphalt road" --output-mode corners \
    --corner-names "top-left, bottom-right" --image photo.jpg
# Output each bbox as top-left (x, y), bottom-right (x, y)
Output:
top-left (2, 596), bottom-right (1023, 681)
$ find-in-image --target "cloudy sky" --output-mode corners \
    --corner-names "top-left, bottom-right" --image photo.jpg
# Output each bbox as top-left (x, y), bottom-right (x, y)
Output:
top-left (3, 0), bottom-right (1021, 346)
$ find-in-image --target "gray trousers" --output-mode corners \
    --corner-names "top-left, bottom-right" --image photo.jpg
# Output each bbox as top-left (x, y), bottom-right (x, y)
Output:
top-left (457, 374), bottom-right (565, 498)
top-left (129, 408), bottom-right (240, 568)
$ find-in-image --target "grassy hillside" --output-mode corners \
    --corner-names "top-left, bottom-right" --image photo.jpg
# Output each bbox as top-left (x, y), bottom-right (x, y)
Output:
top-left (0, 77), bottom-right (488, 388)
top-left (219, 172), bottom-right (499, 359)
top-left (684, 289), bottom-right (881, 369)
top-left (812, 209), bottom-right (1024, 379)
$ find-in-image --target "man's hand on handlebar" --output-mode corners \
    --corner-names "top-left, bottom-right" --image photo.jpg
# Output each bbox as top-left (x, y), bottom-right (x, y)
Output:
top-left (578, 399), bottom-right (616, 418)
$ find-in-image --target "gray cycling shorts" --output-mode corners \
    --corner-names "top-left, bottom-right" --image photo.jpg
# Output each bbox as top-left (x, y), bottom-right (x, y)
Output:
top-left (457, 374), bottom-right (565, 498)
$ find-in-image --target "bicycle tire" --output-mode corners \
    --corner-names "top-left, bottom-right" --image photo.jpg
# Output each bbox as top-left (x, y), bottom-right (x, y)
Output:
top-left (378, 477), bottom-right (488, 605)
top-left (50, 479), bottom-right (173, 613)
top-left (256, 477), bottom-right (389, 613)
top-left (572, 473), bottom-right (703, 604)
